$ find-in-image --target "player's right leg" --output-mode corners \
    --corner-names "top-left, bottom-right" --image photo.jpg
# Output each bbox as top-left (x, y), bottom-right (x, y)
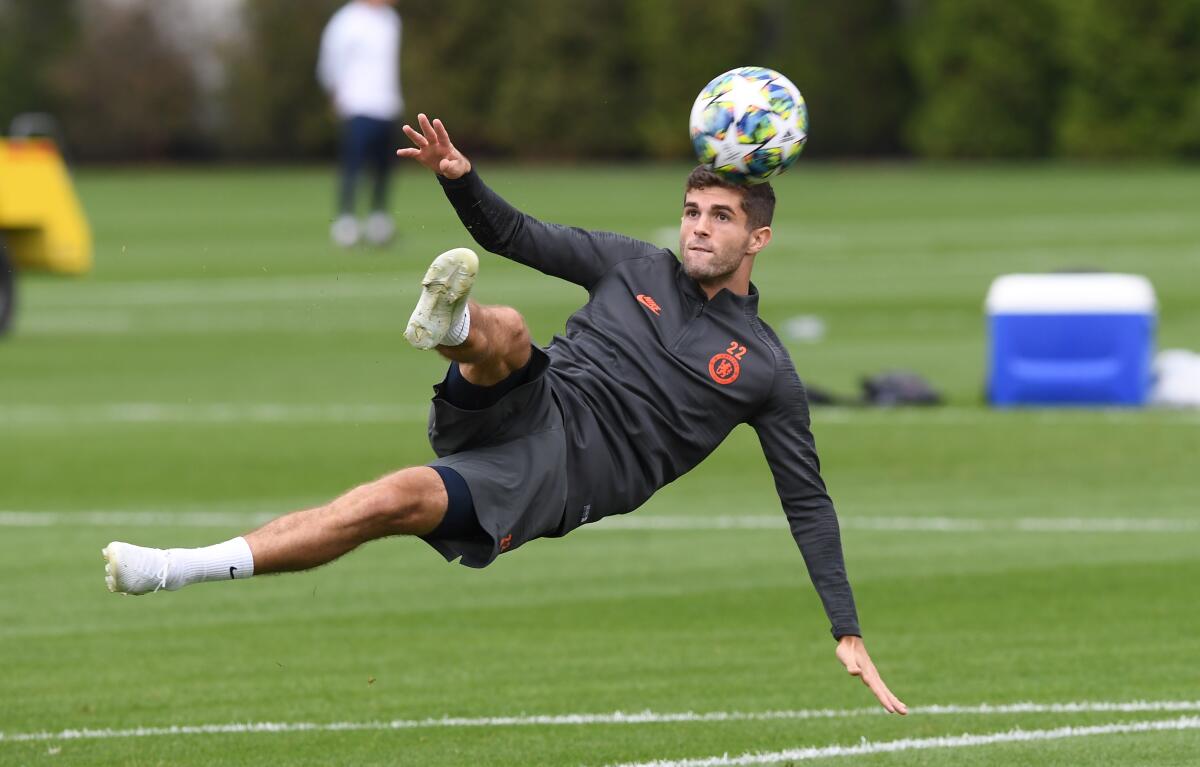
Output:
top-left (103, 248), bottom-right (530, 595)
top-left (103, 466), bottom-right (448, 595)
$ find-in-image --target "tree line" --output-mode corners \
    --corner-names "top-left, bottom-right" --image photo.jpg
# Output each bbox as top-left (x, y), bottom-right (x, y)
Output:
top-left (1, 0), bottom-right (1197, 162)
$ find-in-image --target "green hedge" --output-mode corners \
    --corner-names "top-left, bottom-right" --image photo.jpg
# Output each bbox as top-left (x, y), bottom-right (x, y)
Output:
top-left (3, 0), bottom-right (1198, 160)
top-left (1056, 0), bottom-right (1200, 158)
top-left (220, 0), bottom-right (343, 159)
top-left (905, 0), bottom-right (1060, 158)
top-left (0, 0), bottom-right (78, 136)
top-left (401, 0), bottom-right (913, 159)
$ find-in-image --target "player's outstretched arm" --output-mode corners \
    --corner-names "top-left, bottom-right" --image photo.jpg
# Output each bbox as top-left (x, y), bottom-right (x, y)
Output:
top-left (396, 112), bottom-right (658, 290)
top-left (396, 113), bottom-right (471, 179)
top-left (835, 635), bottom-right (907, 715)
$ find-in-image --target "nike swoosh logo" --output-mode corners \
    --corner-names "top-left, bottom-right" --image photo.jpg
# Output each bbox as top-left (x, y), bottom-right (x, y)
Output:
top-left (229, 566), bottom-right (238, 580)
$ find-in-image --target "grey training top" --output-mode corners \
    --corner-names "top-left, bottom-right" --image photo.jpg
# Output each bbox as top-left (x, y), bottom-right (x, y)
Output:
top-left (440, 170), bottom-right (861, 639)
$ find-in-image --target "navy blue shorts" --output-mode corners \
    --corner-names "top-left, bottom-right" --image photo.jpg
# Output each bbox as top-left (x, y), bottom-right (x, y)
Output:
top-left (420, 347), bottom-right (568, 568)
top-left (421, 354), bottom-right (542, 552)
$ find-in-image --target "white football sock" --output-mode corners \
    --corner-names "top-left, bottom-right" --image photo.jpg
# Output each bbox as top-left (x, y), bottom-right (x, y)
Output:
top-left (163, 536), bottom-right (255, 590)
top-left (442, 303), bottom-right (471, 346)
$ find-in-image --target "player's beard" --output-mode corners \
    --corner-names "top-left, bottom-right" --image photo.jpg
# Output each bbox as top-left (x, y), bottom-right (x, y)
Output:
top-left (680, 235), bottom-right (749, 284)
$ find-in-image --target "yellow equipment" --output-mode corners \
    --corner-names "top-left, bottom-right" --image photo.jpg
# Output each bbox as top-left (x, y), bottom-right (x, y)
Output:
top-left (0, 138), bottom-right (92, 273)
top-left (0, 137), bottom-right (93, 333)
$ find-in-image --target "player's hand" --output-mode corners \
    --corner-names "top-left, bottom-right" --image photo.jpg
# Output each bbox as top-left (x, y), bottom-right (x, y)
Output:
top-left (396, 113), bottom-right (471, 179)
top-left (835, 635), bottom-right (907, 715)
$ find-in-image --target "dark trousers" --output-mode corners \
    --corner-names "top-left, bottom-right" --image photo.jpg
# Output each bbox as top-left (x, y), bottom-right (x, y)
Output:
top-left (337, 116), bottom-right (396, 215)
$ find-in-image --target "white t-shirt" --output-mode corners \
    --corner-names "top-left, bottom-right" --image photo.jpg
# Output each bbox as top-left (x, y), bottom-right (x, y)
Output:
top-left (317, 2), bottom-right (403, 120)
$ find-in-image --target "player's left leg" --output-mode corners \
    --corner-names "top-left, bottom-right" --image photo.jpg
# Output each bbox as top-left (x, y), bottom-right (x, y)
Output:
top-left (103, 466), bottom-right (450, 595)
top-left (405, 247), bottom-right (532, 386)
top-left (437, 303), bottom-right (532, 386)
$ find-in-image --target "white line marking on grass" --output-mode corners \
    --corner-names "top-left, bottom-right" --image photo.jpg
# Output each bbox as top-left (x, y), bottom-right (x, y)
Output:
top-left (813, 407), bottom-right (1200, 426)
top-left (24, 273), bottom-right (580, 310)
top-left (28, 276), bottom-right (405, 307)
top-left (593, 515), bottom-right (1200, 535)
top-left (595, 516), bottom-right (984, 532)
top-left (3, 701), bottom-right (1200, 744)
top-left (918, 701), bottom-right (1200, 714)
top-left (0, 403), bottom-right (429, 427)
top-left (1, 510), bottom-right (1197, 534)
top-left (19, 314), bottom-right (135, 333)
top-left (3, 403), bottom-right (1198, 428)
top-left (604, 716), bottom-right (1200, 767)
top-left (18, 313), bottom-right (384, 336)
top-left (0, 510), bottom-right (279, 528)
top-left (1013, 517), bottom-right (1200, 533)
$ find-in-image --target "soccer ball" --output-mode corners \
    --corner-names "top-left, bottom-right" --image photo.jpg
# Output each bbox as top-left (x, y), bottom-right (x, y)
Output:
top-left (688, 66), bottom-right (808, 185)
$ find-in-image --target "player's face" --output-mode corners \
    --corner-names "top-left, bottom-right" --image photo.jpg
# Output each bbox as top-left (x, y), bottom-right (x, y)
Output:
top-left (680, 187), bottom-right (757, 284)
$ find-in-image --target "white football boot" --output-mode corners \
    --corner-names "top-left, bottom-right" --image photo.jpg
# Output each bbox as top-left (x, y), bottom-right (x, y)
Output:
top-left (404, 247), bottom-right (478, 350)
top-left (102, 541), bottom-right (173, 595)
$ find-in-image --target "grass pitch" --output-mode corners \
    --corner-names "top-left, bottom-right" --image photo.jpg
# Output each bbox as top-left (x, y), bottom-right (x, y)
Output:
top-left (1, 163), bottom-right (1199, 765)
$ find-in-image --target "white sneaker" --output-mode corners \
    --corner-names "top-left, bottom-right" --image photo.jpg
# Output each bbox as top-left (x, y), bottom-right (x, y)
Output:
top-left (330, 214), bottom-right (360, 248)
top-left (405, 247), bottom-right (478, 350)
top-left (103, 541), bottom-right (173, 595)
top-left (364, 211), bottom-right (395, 247)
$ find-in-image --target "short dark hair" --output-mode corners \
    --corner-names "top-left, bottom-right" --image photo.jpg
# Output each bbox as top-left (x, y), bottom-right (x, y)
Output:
top-left (684, 166), bottom-right (776, 230)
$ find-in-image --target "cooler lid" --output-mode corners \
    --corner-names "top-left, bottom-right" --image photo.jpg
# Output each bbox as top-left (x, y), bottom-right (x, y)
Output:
top-left (985, 273), bottom-right (1157, 314)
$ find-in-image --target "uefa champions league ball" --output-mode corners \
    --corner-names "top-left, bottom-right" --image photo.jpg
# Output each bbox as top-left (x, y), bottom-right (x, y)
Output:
top-left (689, 66), bottom-right (808, 185)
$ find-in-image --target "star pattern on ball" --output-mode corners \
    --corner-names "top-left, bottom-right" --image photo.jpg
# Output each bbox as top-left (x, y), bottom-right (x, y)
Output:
top-left (709, 127), bottom-right (753, 173)
top-left (724, 74), bottom-right (776, 118)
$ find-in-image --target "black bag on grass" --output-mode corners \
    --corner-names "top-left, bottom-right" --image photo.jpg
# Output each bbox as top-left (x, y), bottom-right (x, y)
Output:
top-left (860, 371), bottom-right (942, 406)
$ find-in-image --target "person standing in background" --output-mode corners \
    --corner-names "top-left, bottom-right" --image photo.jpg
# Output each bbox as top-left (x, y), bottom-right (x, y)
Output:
top-left (317, 0), bottom-right (403, 248)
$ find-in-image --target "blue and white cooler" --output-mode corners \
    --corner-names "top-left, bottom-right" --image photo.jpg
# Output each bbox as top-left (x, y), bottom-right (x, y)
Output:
top-left (986, 273), bottom-right (1157, 406)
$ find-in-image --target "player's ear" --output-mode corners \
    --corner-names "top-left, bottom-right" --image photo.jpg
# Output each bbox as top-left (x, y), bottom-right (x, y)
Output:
top-left (748, 226), bottom-right (772, 254)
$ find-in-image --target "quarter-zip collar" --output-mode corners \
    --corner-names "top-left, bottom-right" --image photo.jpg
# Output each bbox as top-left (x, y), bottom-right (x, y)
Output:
top-left (673, 255), bottom-right (761, 315)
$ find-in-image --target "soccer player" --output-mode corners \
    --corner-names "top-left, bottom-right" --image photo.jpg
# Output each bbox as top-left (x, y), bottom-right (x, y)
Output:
top-left (103, 114), bottom-right (906, 715)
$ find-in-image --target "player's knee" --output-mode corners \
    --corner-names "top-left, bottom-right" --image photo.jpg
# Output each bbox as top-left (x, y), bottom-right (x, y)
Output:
top-left (364, 467), bottom-right (446, 535)
top-left (492, 306), bottom-right (529, 350)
